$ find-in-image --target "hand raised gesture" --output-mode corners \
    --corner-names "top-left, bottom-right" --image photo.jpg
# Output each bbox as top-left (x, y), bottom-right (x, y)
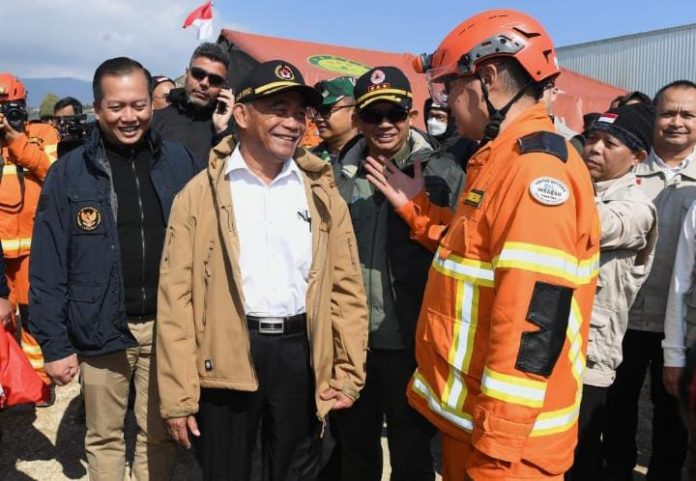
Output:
top-left (364, 155), bottom-right (425, 209)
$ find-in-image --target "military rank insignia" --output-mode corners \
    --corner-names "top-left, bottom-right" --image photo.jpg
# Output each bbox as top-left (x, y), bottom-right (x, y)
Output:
top-left (76, 206), bottom-right (102, 232)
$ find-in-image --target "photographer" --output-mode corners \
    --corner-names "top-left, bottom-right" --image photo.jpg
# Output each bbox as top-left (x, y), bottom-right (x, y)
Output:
top-left (0, 72), bottom-right (58, 398)
top-left (53, 96), bottom-right (89, 157)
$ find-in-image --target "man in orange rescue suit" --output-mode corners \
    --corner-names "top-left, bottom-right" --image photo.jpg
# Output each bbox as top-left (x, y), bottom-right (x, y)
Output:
top-left (0, 73), bottom-right (57, 389)
top-left (364, 10), bottom-right (600, 481)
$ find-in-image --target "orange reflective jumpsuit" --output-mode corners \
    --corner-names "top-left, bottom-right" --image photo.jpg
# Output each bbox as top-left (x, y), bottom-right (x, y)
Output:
top-left (397, 104), bottom-right (599, 480)
top-left (0, 122), bottom-right (58, 384)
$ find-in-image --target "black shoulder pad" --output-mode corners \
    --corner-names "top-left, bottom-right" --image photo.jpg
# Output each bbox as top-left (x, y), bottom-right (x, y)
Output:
top-left (517, 131), bottom-right (568, 163)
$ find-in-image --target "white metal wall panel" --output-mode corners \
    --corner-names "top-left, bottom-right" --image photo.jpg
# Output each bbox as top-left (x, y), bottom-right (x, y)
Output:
top-left (557, 24), bottom-right (696, 96)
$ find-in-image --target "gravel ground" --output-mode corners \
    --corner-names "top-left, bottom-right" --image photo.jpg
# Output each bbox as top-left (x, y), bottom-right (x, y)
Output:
top-left (0, 380), bottom-right (439, 481)
top-left (0, 373), bottom-right (662, 481)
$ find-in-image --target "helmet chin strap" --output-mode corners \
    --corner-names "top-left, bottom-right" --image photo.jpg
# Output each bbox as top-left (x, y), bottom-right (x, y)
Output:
top-left (476, 73), bottom-right (532, 146)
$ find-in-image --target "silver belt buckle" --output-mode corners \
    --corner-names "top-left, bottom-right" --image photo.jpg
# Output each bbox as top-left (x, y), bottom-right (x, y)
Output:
top-left (258, 317), bottom-right (285, 335)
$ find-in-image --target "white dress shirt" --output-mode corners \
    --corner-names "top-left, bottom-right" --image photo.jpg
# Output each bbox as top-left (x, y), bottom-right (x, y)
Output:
top-left (651, 147), bottom-right (696, 182)
top-left (664, 199), bottom-right (696, 367)
top-left (226, 145), bottom-right (312, 317)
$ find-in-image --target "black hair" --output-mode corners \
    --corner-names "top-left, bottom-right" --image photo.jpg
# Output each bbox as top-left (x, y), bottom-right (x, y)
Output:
top-left (92, 57), bottom-right (152, 104)
top-left (653, 80), bottom-right (696, 107)
top-left (488, 57), bottom-right (545, 100)
top-left (190, 42), bottom-right (230, 69)
top-left (53, 96), bottom-right (83, 115)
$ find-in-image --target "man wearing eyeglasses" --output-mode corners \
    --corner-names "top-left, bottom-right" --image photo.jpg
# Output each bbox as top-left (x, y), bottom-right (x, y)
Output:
top-left (333, 66), bottom-right (464, 481)
top-left (152, 42), bottom-right (234, 163)
top-left (311, 77), bottom-right (359, 164)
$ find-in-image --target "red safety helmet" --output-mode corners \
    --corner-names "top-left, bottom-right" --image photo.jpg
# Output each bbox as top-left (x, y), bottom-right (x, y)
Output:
top-left (0, 73), bottom-right (27, 102)
top-left (415, 10), bottom-right (559, 101)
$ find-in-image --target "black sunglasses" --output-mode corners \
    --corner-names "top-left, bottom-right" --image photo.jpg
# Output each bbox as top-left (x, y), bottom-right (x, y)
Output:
top-left (189, 66), bottom-right (226, 88)
top-left (358, 107), bottom-right (409, 124)
top-left (311, 104), bottom-right (355, 121)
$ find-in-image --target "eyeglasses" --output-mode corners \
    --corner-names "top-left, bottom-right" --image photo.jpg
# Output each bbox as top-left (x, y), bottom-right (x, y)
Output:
top-left (310, 104), bottom-right (355, 121)
top-left (189, 67), bottom-right (226, 88)
top-left (357, 107), bottom-right (409, 124)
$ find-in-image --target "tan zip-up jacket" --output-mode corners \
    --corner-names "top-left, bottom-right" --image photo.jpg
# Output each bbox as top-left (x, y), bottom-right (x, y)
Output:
top-left (585, 172), bottom-right (657, 387)
top-left (629, 148), bottom-right (696, 332)
top-left (156, 136), bottom-right (368, 420)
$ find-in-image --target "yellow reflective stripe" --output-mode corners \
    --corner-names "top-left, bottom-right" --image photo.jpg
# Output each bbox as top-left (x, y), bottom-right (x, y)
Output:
top-left (532, 400), bottom-right (581, 436)
top-left (2, 164), bottom-right (18, 175)
top-left (1, 238), bottom-right (32, 250)
top-left (412, 370), bottom-right (474, 432)
top-left (432, 247), bottom-right (495, 287)
top-left (530, 298), bottom-right (585, 437)
top-left (45, 146), bottom-right (58, 163)
top-left (494, 242), bottom-right (599, 285)
top-left (442, 281), bottom-right (479, 411)
top-left (481, 367), bottom-right (547, 408)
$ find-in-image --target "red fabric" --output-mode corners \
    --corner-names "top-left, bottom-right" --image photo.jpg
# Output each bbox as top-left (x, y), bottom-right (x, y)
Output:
top-left (183, 1), bottom-right (212, 28)
top-left (219, 29), bottom-right (626, 132)
top-left (0, 325), bottom-right (49, 408)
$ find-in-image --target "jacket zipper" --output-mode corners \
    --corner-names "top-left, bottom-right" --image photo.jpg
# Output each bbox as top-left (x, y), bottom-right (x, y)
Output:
top-left (130, 157), bottom-right (147, 315)
top-left (309, 188), bottom-right (330, 426)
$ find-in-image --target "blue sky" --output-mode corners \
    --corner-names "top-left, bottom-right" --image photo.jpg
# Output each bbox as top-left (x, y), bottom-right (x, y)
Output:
top-left (6, 0), bottom-right (695, 80)
top-left (213, 0), bottom-right (695, 52)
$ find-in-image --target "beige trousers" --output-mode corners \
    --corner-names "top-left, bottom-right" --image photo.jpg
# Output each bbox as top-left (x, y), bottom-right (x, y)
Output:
top-left (80, 320), bottom-right (174, 481)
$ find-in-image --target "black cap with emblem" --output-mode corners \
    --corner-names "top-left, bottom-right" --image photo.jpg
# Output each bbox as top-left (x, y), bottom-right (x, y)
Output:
top-left (353, 66), bottom-right (413, 111)
top-left (235, 60), bottom-right (323, 108)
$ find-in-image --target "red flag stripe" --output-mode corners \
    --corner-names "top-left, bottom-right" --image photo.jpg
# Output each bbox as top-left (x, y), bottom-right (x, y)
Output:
top-left (183, 1), bottom-right (213, 28)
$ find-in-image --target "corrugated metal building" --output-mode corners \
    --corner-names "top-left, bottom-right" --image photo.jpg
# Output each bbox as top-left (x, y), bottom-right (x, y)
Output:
top-left (557, 23), bottom-right (696, 97)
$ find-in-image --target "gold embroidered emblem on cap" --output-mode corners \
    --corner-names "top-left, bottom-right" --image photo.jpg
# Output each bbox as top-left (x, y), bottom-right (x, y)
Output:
top-left (77, 206), bottom-right (102, 232)
top-left (275, 65), bottom-right (295, 81)
top-left (370, 69), bottom-right (386, 85)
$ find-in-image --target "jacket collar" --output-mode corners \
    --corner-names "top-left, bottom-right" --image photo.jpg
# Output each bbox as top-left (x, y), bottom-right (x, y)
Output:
top-left (595, 171), bottom-right (639, 199)
top-left (207, 135), bottom-right (335, 195)
top-left (84, 125), bottom-right (163, 171)
top-left (338, 128), bottom-right (435, 179)
top-left (635, 146), bottom-right (696, 180)
top-left (168, 87), bottom-right (215, 119)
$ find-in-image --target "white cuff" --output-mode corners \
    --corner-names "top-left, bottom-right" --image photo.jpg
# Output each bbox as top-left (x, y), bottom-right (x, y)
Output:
top-left (662, 344), bottom-right (687, 368)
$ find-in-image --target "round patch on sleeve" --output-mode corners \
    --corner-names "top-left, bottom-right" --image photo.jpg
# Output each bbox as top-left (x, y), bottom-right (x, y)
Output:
top-left (529, 177), bottom-right (570, 206)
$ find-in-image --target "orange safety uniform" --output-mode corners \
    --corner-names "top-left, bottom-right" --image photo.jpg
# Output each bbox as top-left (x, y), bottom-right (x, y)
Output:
top-left (1, 121), bottom-right (58, 384)
top-left (396, 104), bottom-right (600, 479)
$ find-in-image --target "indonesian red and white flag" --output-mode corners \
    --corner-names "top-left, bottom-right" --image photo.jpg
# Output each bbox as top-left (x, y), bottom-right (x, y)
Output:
top-left (183, 1), bottom-right (214, 40)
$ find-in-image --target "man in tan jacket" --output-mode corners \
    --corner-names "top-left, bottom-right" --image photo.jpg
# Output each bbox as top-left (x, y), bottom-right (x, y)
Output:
top-left (567, 103), bottom-right (657, 481)
top-left (156, 60), bottom-right (369, 481)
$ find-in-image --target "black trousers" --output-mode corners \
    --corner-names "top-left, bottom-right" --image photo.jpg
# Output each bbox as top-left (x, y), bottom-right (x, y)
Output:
top-left (336, 349), bottom-right (435, 481)
top-left (566, 384), bottom-right (608, 481)
top-left (603, 329), bottom-right (687, 481)
top-left (194, 330), bottom-right (321, 481)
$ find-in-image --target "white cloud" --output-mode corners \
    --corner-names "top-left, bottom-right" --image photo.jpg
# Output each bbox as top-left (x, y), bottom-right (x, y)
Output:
top-left (3, 0), bottom-right (246, 80)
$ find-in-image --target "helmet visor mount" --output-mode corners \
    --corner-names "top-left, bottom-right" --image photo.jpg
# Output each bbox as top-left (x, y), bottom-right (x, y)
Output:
top-left (426, 33), bottom-right (526, 107)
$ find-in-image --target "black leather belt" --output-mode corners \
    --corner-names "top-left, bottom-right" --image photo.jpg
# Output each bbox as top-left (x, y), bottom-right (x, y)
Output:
top-left (247, 313), bottom-right (307, 335)
top-left (128, 315), bottom-right (155, 324)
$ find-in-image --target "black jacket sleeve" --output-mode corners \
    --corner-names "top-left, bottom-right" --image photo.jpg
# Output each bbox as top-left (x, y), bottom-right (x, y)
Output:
top-left (27, 164), bottom-right (74, 362)
top-left (0, 240), bottom-right (9, 299)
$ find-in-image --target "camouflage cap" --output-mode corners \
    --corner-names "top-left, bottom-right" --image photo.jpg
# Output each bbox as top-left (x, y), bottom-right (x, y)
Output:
top-left (314, 76), bottom-right (357, 106)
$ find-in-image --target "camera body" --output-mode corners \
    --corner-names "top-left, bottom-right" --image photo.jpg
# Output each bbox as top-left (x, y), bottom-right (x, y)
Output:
top-left (55, 114), bottom-right (88, 143)
top-left (0, 101), bottom-right (28, 132)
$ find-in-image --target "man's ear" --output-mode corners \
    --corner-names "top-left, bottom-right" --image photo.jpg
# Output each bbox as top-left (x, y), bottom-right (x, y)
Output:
top-left (408, 109), bottom-right (420, 121)
top-left (233, 103), bottom-right (248, 129)
top-left (635, 149), bottom-right (648, 163)
top-left (352, 111), bottom-right (363, 133)
top-left (478, 62), bottom-right (499, 89)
